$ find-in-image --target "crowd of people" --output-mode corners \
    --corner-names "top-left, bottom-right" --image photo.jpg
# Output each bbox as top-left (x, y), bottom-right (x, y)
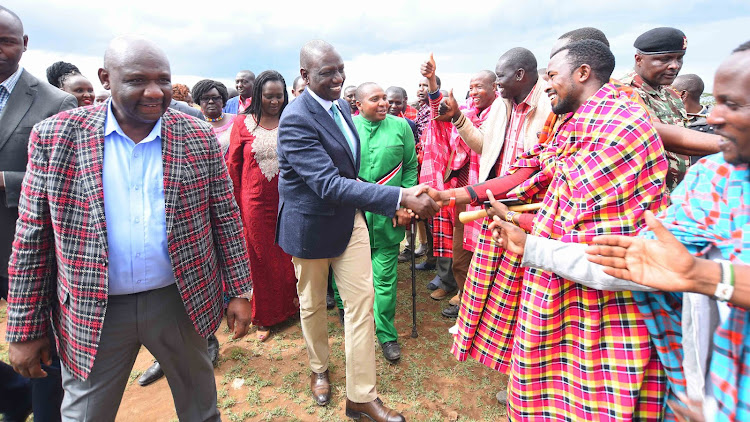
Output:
top-left (0, 3), bottom-right (747, 422)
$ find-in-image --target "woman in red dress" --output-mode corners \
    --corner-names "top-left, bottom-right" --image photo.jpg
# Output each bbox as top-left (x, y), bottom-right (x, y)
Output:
top-left (226, 70), bottom-right (298, 341)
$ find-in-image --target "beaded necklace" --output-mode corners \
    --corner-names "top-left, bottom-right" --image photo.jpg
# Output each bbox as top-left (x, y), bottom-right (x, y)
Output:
top-left (205, 113), bottom-right (224, 122)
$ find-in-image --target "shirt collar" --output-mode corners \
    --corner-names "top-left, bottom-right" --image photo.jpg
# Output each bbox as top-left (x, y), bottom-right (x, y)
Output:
top-left (0, 66), bottom-right (24, 95)
top-left (307, 88), bottom-right (335, 112)
top-left (104, 99), bottom-right (162, 143)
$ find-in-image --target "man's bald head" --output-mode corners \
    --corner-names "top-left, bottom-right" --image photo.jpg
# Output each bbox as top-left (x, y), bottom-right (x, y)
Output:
top-left (355, 82), bottom-right (379, 102)
top-left (495, 47), bottom-right (538, 102)
top-left (299, 40), bottom-right (345, 101)
top-left (300, 40), bottom-right (336, 70)
top-left (103, 36), bottom-right (170, 73)
top-left (474, 70), bottom-right (496, 86)
top-left (497, 47), bottom-right (537, 75)
top-left (98, 36), bottom-right (172, 135)
top-left (0, 6), bottom-right (27, 81)
top-left (672, 74), bottom-right (704, 99)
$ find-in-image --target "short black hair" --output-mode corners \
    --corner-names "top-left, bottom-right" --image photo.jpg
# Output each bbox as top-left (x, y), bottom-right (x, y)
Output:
top-left (191, 79), bottom-right (229, 105)
top-left (355, 82), bottom-right (379, 101)
top-left (292, 75), bottom-right (304, 91)
top-left (558, 27), bottom-right (610, 47)
top-left (498, 47), bottom-right (537, 75)
top-left (46, 61), bottom-right (80, 88)
top-left (733, 40), bottom-right (750, 53)
top-left (385, 86), bottom-right (407, 99)
top-left (555, 39), bottom-right (615, 85)
top-left (672, 74), bottom-right (704, 99)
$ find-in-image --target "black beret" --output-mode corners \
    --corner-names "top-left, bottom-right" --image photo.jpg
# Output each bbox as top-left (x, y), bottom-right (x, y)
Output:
top-left (634, 27), bottom-right (687, 55)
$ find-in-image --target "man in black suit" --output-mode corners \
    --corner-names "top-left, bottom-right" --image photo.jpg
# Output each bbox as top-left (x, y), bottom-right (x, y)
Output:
top-left (277, 40), bottom-right (438, 422)
top-left (0, 6), bottom-right (77, 422)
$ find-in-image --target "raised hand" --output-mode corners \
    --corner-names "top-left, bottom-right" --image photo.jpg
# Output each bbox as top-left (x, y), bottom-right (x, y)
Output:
top-left (420, 53), bottom-right (436, 79)
top-left (439, 89), bottom-right (460, 120)
top-left (401, 184), bottom-right (440, 219)
top-left (585, 210), bottom-right (697, 291)
top-left (488, 216), bottom-right (527, 255)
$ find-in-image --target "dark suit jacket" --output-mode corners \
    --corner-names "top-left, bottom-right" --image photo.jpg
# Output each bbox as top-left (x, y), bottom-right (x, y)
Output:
top-left (5, 105), bottom-right (252, 380)
top-left (276, 90), bottom-right (400, 259)
top-left (169, 99), bottom-right (204, 119)
top-left (0, 70), bottom-right (77, 276)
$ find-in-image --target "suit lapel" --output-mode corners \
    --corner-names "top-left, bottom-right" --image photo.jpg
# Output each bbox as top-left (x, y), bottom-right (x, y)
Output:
top-left (303, 93), bottom-right (356, 168)
top-left (161, 110), bottom-right (183, 235)
top-left (0, 70), bottom-right (35, 152)
top-left (79, 105), bottom-right (109, 251)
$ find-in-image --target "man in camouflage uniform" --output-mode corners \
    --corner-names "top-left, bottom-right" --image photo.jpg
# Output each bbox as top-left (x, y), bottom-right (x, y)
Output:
top-left (620, 27), bottom-right (690, 192)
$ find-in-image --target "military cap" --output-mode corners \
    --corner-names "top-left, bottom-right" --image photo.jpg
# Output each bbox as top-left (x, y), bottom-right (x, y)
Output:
top-left (634, 27), bottom-right (687, 55)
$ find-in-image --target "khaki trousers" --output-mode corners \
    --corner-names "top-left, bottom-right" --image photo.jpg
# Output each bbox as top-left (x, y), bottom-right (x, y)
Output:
top-left (292, 211), bottom-right (378, 403)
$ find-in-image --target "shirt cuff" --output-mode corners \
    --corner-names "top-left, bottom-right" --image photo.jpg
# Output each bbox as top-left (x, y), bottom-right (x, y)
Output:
top-left (396, 189), bottom-right (402, 211)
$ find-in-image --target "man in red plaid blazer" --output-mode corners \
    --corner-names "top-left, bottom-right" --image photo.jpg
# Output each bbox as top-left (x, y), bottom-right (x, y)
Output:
top-left (5, 36), bottom-right (253, 421)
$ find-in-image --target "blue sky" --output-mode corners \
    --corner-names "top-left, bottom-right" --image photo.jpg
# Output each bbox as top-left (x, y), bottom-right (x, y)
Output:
top-left (8, 0), bottom-right (750, 98)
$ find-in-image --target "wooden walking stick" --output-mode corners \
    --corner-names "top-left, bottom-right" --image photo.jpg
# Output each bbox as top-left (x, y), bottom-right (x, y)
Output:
top-left (458, 203), bottom-right (543, 224)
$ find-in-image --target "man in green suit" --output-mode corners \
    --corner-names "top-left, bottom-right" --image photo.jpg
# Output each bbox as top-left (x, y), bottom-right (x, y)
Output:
top-left (334, 82), bottom-right (418, 362)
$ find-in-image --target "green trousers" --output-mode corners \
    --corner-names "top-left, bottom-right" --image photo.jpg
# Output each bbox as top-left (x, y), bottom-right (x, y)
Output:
top-left (333, 244), bottom-right (399, 344)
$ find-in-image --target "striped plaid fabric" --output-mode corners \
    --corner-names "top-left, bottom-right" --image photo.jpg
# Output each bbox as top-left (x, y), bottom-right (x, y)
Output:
top-left (419, 92), bottom-right (456, 257)
top-left (633, 154), bottom-right (750, 421)
top-left (452, 94), bottom-right (498, 252)
top-left (504, 83), bottom-right (669, 421)
top-left (451, 218), bottom-right (525, 371)
top-left (5, 104), bottom-right (253, 380)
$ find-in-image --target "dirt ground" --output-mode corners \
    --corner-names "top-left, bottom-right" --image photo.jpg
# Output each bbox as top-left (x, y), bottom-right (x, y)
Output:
top-left (1, 257), bottom-right (509, 421)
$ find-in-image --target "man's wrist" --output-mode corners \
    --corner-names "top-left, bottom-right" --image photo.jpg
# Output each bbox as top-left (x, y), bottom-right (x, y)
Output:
top-left (690, 259), bottom-right (721, 297)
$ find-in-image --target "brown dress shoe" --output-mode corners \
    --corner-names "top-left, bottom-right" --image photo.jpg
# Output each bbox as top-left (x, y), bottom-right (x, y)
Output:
top-left (449, 293), bottom-right (460, 306)
top-left (310, 370), bottom-right (330, 406)
top-left (430, 287), bottom-right (455, 301)
top-left (345, 397), bottom-right (405, 421)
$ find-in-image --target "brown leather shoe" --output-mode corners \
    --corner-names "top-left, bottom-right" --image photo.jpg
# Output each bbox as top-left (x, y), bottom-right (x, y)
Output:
top-left (430, 287), bottom-right (455, 301)
top-left (345, 397), bottom-right (405, 421)
top-left (449, 293), bottom-right (460, 306)
top-left (310, 370), bottom-right (330, 406)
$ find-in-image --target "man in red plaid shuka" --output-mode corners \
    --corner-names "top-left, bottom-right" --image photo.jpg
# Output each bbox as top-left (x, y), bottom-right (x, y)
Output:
top-left (510, 40), bottom-right (669, 420)
top-left (442, 40), bottom-right (669, 420)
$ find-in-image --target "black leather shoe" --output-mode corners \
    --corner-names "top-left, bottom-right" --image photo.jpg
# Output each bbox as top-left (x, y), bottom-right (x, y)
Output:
top-left (326, 293), bottom-right (336, 310)
top-left (310, 370), bottom-right (331, 406)
top-left (397, 248), bottom-right (412, 263)
top-left (339, 308), bottom-right (345, 327)
top-left (138, 361), bottom-right (164, 386)
top-left (441, 304), bottom-right (459, 318)
top-left (381, 341), bottom-right (401, 363)
top-left (345, 397), bottom-right (405, 422)
top-left (208, 334), bottom-right (220, 365)
top-left (415, 261), bottom-right (436, 271)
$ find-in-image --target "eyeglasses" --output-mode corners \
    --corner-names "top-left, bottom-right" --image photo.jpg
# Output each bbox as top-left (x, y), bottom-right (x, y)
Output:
top-left (200, 96), bottom-right (223, 104)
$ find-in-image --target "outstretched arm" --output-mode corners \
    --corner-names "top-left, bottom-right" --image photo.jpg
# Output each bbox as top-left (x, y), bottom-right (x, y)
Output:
top-left (586, 210), bottom-right (750, 309)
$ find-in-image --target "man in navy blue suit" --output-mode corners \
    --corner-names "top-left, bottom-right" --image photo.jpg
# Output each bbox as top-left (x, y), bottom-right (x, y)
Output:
top-left (277, 40), bottom-right (438, 422)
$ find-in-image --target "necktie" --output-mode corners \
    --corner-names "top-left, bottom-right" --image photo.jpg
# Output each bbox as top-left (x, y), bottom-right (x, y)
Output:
top-left (330, 103), bottom-right (356, 156)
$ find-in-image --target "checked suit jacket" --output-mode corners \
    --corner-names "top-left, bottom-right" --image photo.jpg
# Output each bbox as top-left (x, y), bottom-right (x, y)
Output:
top-left (4, 103), bottom-right (253, 380)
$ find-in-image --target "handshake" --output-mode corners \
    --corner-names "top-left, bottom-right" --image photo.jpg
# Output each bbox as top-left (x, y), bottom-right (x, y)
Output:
top-left (393, 185), bottom-right (453, 227)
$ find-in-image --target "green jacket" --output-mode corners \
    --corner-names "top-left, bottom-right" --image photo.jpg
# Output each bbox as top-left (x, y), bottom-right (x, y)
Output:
top-left (354, 114), bottom-right (418, 248)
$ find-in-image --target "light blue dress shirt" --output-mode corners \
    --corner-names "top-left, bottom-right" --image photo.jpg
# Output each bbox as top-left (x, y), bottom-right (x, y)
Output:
top-left (0, 66), bottom-right (24, 116)
top-left (103, 100), bottom-right (176, 295)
